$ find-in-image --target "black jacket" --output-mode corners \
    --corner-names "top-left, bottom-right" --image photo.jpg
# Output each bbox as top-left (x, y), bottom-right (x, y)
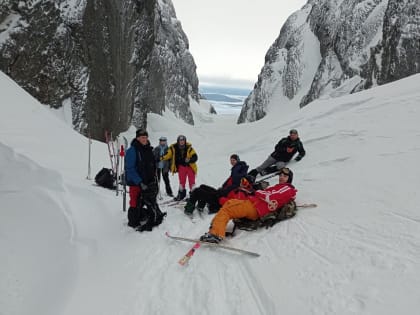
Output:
top-left (220, 161), bottom-right (249, 196)
top-left (270, 136), bottom-right (306, 162)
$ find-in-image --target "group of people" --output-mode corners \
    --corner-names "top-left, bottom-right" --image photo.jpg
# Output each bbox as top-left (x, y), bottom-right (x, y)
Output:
top-left (124, 128), bottom-right (306, 243)
top-left (124, 130), bottom-right (198, 229)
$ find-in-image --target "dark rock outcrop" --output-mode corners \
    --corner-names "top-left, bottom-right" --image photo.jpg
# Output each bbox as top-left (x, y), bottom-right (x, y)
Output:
top-left (238, 0), bottom-right (420, 123)
top-left (0, 0), bottom-right (198, 140)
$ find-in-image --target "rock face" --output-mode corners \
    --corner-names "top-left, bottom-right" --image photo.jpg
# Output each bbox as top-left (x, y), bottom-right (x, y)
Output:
top-left (238, 0), bottom-right (420, 123)
top-left (0, 0), bottom-right (199, 140)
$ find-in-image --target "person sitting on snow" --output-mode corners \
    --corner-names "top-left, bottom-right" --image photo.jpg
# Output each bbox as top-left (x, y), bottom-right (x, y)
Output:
top-left (200, 167), bottom-right (296, 243)
top-left (248, 129), bottom-right (305, 179)
top-left (184, 154), bottom-right (248, 215)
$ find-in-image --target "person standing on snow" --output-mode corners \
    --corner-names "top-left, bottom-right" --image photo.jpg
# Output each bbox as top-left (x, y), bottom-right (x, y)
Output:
top-left (125, 129), bottom-right (165, 230)
top-left (184, 154), bottom-right (248, 215)
top-left (153, 136), bottom-right (173, 197)
top-left (200, 168), bottom-right (296, 243)
top-left (161, 135), bottom-right (198, 201)
top-left (248, 129), bottom-right (305, 178)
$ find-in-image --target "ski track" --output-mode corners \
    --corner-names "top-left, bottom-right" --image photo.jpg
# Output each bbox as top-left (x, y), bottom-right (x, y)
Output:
top-left (387, 211), bottom-right (420, 224)
top-left (237, 260), bottom-right (277, 315)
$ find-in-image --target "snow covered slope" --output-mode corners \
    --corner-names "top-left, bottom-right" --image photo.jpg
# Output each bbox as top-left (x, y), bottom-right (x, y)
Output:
top-left (1, 70), bottom-right (420, 314)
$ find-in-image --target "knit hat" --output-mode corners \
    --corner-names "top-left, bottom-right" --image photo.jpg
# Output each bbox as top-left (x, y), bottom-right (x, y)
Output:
top-left (159, 136), bottom-right (167, 141)
top-left (177, 135), bottom-right (186, 142)
top-left (230, 154), bottom-right (240, 161)
top-left (289, 129), bottom-right (298, 135)
top-left (136, 129), bottom-right (148, 137)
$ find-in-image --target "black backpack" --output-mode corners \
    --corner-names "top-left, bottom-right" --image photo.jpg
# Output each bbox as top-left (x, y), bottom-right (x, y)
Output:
top-left (94, 168), bottom-right (115, 189)
top-left (127, 179), bottom-right (167, 231)
top-left (231, 200), bottom-right (297, 234)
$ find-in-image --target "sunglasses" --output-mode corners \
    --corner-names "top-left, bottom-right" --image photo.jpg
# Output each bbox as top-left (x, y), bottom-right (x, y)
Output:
top-left (279, 168), bottom-right (290, 176)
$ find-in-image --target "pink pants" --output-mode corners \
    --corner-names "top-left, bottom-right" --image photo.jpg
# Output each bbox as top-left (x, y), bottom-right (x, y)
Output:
top-left (177, 165), bottom-right (196, 190)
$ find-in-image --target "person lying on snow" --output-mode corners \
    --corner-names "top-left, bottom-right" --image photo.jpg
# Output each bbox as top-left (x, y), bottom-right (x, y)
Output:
top-left (200, 167), bottom-right (297, 243)
top-left (184, 154), bottom-right (248, 215)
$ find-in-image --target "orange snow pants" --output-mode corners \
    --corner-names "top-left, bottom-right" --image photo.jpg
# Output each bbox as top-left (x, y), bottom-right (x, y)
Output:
top-left (209, 199), bottom-right (259, 238)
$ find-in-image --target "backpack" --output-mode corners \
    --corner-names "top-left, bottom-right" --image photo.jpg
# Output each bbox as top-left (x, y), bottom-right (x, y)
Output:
top-left (127, 179), bottom-right (167, 231)
top-left (94, 168), bottom-right (115, 189)
top-left (231, 200), bottom-right (297, 233)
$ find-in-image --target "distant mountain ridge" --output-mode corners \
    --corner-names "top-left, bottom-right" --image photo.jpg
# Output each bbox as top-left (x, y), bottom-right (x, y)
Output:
top-left (201, 93), bottom-right (243, 103)
top-left (200, 85), bottom-right (251, 97)
top-left (238, 0), bottom-right (420, 124)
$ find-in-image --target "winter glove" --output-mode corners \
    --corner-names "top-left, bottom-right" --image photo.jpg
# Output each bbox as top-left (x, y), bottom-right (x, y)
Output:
top-left (140, 182), bottom-right (148, 191)
top-left (295, 156), bottom-right (302, 161)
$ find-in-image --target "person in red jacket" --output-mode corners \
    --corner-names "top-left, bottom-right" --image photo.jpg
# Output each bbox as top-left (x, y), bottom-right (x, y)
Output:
top-left (200, 167), bottom-right (296, 243)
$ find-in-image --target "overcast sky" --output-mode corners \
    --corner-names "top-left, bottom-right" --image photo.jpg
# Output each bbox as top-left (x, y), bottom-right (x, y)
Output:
top-left (171, 0), bottom-right (308, 89)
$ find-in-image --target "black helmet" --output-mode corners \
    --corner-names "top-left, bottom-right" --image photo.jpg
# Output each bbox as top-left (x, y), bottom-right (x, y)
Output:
top-left (279, 167), bottom-right (293, 184)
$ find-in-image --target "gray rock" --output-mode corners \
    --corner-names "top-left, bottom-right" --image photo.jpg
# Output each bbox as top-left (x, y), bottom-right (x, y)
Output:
top-left (238, 0), bottom-right (420, 123)
top-left (0, 0), bottom-right (198, 140)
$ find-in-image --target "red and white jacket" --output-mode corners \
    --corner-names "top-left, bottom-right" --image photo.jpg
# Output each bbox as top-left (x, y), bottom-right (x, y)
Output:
top-left (248, 183), bottom-right (297, 217)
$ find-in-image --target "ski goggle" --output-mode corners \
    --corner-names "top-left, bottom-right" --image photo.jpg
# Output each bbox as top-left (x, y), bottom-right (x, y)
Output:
top-left (279, 167), bottom-right (291, 176)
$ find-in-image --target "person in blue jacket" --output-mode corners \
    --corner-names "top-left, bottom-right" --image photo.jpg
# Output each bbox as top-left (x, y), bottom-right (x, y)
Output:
top-left (153, 136), bottom-right (173, 197)
top-left (125, 129), bottom-right (165, 230)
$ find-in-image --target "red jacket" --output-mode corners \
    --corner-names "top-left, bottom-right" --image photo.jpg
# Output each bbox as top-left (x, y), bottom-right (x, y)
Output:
top-left (218, 188), bottom-right (249, 206)
top-left (248, 183), bottom-right (297, 217)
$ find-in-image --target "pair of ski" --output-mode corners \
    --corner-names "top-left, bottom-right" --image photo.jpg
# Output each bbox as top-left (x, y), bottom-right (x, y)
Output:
top-left (167, 203), bottom-right (317, 266)
top-left (160, 199), bottom-right (187, 207)
top-left (165, 232), bottom-right (260, 266)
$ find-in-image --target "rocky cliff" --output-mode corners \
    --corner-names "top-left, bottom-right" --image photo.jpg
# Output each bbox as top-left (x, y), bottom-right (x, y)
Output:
top-left (238, 0), bottom-right (420, 123)
top-left (0, 0), bottom-right (199, 140)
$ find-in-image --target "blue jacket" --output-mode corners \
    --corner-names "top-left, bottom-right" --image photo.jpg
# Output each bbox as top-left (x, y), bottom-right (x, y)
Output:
top-left (153, 145), bottom-right (170, 173)
top-left (125, 139), bottom-right (156, 186)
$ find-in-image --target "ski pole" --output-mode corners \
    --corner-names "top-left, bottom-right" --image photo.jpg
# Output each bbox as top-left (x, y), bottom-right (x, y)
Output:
top-left (119, 145), bottom-right (127, 212)
top-left (86, 132), bottom-right (92, 180)
top-left (105, 131), bottom-right (115, 172)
